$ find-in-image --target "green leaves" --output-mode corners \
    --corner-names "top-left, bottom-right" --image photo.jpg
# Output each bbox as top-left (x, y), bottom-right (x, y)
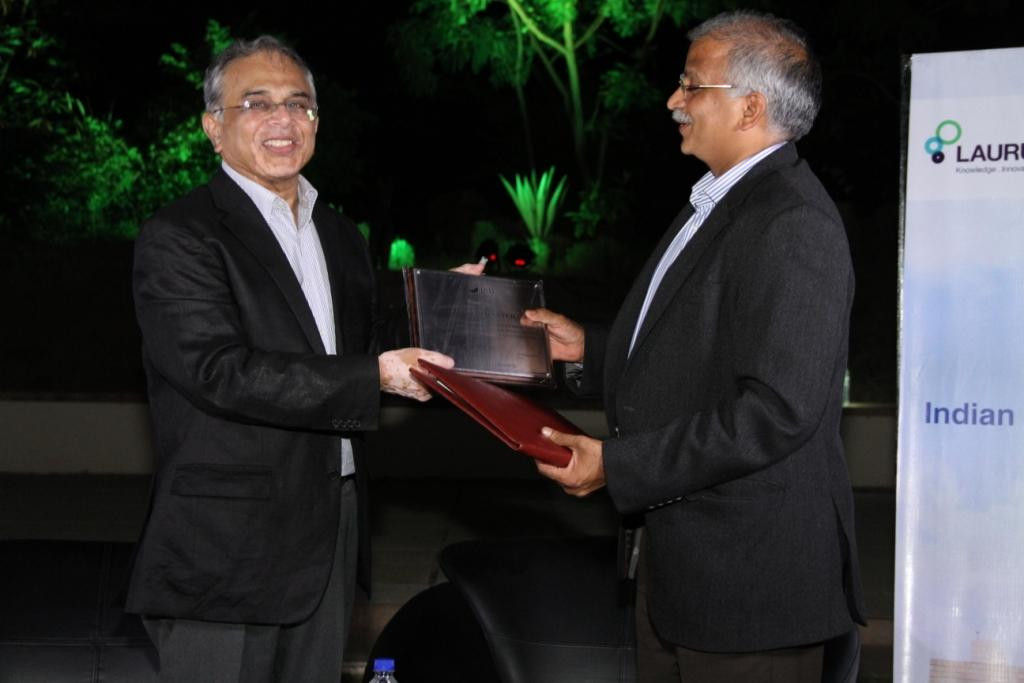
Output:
top-left (598, 63), bottom-right (660, 114)
top-left (1, 10), bottom-right (225, 242)
top-left (395, 0), bottom-right (692, 188)
top-left (602, 0), bottom-right (649, 37)
top-left (533, 0), bottom-right (577, 26)
top-left (205, 19), bottom-right (233, 58)
top-left (159, 20), bottom-right (231, 90)
top-left (499, 165), bottom-right (568, 239)
top-left (499, 164), bottom-right (566, 270)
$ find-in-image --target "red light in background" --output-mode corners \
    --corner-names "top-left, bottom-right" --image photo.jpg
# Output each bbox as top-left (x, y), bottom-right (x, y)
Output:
top-left (513, 258), bottom-right (526, 267)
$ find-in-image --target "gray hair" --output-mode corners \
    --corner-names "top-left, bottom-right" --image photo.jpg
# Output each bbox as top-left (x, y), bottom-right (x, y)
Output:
top-left (203, 35), bottom-right (317, 113)
top-left (688, 11), bottom-right (821, 140)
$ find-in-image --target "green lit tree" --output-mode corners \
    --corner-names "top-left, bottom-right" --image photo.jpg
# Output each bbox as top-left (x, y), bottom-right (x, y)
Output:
top-left (0, 0), bottom-right (68, 239)
top-left (135, 20), bottom-right (234, 218)
top-left (393, 0), bottom-right (695, 187)
top-left (0, 6), bottom-right (229, 241)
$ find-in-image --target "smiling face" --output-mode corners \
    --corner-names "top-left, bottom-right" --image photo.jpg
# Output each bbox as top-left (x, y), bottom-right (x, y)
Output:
top-left (666, 37), bottom-right (749, 176)
top-left (202, 50), bottom-right (318, 201)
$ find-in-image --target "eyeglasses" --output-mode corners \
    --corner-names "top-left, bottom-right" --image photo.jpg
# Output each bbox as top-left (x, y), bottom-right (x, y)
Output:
top-left (676, 76), bottom-right (736, 95)
top-left (212, 96), bottom-right (318, 122)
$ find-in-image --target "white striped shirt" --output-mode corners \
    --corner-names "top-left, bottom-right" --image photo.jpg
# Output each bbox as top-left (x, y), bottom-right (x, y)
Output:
top-left (223, 162), bottom-right (355, 475)
top-left (628, 142), bottom-right (785, 356)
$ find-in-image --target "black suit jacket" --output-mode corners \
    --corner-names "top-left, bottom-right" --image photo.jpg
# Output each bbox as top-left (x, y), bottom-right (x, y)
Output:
top-left (582, 144), bottom-right (866, 651)
top-left (126, 169), bottom-right (380, 625)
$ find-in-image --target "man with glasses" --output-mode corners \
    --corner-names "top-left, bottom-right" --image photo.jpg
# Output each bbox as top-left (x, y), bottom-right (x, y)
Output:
top-left (126, 36), bottom-right (464, 682)
top-left (526, 11), bottom-right (865, 681)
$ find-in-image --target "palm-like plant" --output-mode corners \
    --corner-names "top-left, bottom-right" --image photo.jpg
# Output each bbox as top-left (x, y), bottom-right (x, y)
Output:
top-left (500, 166), bottom-right (568, 241)
top-left (499, 166), bottom-right (567, 270)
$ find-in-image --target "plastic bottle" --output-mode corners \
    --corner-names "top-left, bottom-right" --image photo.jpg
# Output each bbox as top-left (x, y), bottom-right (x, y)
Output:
top-left (370, 658), bottom-right (398, 682)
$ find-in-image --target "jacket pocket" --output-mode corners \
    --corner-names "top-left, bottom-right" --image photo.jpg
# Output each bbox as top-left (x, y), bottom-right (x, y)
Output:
top-left (171, 464), bottom-right (273, 499)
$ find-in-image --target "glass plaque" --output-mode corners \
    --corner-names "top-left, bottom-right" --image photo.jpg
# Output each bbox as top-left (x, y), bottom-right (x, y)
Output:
top-left (404, 268), bottom-right (553, 386)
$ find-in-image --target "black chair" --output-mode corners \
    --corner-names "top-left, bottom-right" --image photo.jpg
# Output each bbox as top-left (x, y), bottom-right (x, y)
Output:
top-left (439, 537), bottom-right (635, 683)
top-left (822, 625), bottom-right (861, 683)
top-left (365, 537), bottom-right (634, 682)
top-left (372, 536), bottom-right (861, 682)
top-left (0, 540), bottom-right (158, 683)
top-left (362, 581), bottom-right (500, 682)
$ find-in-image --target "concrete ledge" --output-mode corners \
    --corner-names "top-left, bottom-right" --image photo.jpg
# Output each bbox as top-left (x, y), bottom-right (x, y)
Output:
top-left (0, 398), bottom-right (897, 487)
top-left (0, 400), bottom-right (153, 475)
top-left (841, 404), bottom-right (898, 488)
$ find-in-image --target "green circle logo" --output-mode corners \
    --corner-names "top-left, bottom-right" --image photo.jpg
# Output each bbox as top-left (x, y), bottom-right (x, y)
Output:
top-left (925, 119), bottom-right (962, 164)
top-left (936, 120), bottom-right (961, 145)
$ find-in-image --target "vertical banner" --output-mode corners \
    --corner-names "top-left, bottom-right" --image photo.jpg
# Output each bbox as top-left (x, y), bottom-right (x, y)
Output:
top-left (898, 47), bottom-right (1024, 681)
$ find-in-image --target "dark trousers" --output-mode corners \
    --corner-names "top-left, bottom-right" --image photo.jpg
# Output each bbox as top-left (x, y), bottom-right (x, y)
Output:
top-left (634, 534), bottom-right (823, 683)
top-left (144, 477), bottom-right (358, 683)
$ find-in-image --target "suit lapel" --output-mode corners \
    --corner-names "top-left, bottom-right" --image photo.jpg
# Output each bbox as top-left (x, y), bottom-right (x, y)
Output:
top-left (614, 144), bottom-right (798, 368)
top-left (313, 203), bottom-right (348, 354)
top-left (209, 170), bottom-right (327, 354)
top-left (626, 201), bottom-right (733, 355)
top-left (604, 203), bottom-right (694, 388)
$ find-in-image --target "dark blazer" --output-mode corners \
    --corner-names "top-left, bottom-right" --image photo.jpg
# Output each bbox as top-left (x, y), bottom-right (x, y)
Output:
top-left (126, 169), bottom-right (380, 625)
top-left (582, 144), bottom-right (866, 652)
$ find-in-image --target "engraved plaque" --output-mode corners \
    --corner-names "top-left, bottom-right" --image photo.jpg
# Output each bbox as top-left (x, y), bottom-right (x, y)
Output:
top-left (404, 268), bottom-right (553, 386)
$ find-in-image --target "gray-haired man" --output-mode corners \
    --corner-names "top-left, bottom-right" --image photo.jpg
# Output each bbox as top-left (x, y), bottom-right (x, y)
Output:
top-left (126, 36), bottom-right (463, 682)
top-left (527, 11), bottom-right (866, 681)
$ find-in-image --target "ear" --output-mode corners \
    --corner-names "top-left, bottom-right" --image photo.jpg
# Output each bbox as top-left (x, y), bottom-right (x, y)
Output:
top-left (201, 112), bottom-right (223, 153)
top-left (737, 91), bottom-right (769, 132)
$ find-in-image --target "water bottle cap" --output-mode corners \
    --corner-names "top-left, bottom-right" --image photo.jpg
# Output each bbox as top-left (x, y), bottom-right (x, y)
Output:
top-left (373, 658), bottom-right (395, 672)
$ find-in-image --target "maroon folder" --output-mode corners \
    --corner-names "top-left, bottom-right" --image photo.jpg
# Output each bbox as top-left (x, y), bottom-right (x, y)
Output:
top-left (410, 359), bottom-right (582, 467)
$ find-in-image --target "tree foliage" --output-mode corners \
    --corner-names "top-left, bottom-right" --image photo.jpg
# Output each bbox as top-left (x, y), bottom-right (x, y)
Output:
top-left (0, 5), bottom-right (227, 242)
top-left (392, 0), bottom-right (696, 187)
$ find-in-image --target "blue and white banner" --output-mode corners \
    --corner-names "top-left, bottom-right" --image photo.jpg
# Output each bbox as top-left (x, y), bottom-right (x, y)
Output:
top-left (898, 47), bottom-right (1024, 681)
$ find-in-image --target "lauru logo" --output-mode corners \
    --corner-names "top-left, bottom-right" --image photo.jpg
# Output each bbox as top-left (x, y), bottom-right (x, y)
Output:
top-left (924, 119), bottom-right (1024, 171)
top-left (924, 120), bottom-right (961, 164)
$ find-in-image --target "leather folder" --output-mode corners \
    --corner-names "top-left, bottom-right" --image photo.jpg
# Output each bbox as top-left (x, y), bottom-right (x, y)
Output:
top-left (410, 359), bottom-right (582, 467)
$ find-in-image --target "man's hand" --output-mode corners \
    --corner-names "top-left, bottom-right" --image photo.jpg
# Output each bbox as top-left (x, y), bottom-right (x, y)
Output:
top-left (521, 308), bottom-right (585, 362)
top-left (449, 260), bottom-right (487, 276)
top-left (379, 348), bottom-right (453, 401)
top-left (535, 428), bottom-right (606, 497)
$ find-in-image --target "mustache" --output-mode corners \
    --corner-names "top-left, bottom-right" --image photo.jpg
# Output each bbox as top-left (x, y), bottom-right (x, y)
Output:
top-left (671, 109), bottom-right (692, 125)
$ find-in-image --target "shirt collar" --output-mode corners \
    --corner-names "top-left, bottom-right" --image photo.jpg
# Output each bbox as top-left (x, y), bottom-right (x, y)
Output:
top-left (689, 141), bottom-right (787, 210)
top-left (221, 161), bottom-right (319, 230)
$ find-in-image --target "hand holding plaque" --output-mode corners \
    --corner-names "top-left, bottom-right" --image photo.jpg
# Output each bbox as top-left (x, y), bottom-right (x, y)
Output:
top-left (404, 268), bottom-right (553, 386)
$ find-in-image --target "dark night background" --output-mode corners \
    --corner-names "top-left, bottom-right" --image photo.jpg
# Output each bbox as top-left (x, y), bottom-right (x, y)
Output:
top-left (0, 0), bottom-right (1018, 400)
